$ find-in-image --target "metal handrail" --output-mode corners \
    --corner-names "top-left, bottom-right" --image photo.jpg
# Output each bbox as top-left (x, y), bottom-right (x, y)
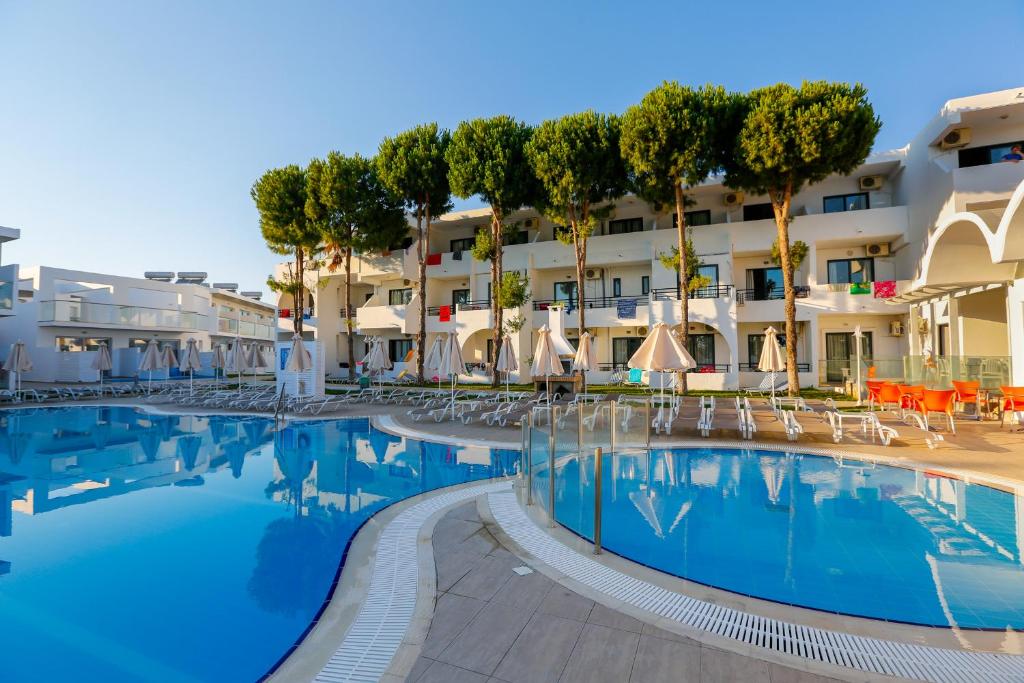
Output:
top-left (735, 286), bottom-right (810, 303)
top-left (650, 284), bottom-right (733, 300)
top-left (272, 385), bottom-right (287, 426)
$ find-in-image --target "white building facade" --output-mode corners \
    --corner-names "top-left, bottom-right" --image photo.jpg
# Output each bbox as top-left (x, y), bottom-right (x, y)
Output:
top-left (279, 87), bottom-right (1024, 390)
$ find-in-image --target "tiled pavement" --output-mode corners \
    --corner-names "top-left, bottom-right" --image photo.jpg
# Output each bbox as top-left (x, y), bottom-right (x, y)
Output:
top-left (406, 501), bottom-right (844, 683)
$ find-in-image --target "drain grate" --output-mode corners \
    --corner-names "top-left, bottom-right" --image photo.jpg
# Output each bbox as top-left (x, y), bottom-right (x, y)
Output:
top-left (314, 481), bottom-right (511, 683)
top-left (487, 490), bottom-right (1024, 683)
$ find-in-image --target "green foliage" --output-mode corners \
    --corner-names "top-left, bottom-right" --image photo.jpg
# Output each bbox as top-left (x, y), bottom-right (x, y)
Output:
top-left (495, 270), bottom-right (530, 310)
top-left (771, 239), bottom-right (809, 270)
top-left (375, 123), bottom-right (453, 216)
top-left (719, 81), bottom-right (881, 197)
top-left (446, 116), bottom-right (538, 214)
top-left (306, 152), bottom-right (409, 262)
top-left (503, 314), bottom-right (526, 336)
top-left (470, 222), bottom-right (523, 262)
top-left (526, 110), bottom-right (628, 226)
top-left (658, 241), bottom-right (712, 293)
top-left (620, 82), bottom-right (728, 206)
top-left (252, 165), bottom-right (321, 256)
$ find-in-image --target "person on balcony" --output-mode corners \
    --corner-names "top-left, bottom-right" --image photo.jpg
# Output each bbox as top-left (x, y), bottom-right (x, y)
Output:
top-left (1001, 145), bottom-right (1023, 163)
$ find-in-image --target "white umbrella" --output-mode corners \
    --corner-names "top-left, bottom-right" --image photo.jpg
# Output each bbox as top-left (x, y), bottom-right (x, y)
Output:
top-left (853, 325), bottom-right (864, 405)
top-left (211, 344), bottom-right (227, 384)
top-left (246, 343), bottom-right (266, 390)
top-left (758, 326), bottom-right (786, 400)
top-left (531, 325), bottom-right (564, 406)
top-left (571, 331), bottom-right (595, 394)
top-left (227, 340), bottom-right (252, 396)
top-left (161, 344), bottom-right (179, 373)
top-left (423, 334), bottom-right (444, 391)
top-left (259, 345), bottom-right (275, 369)
top-left (495, 334), bottom-right (518, 400)
top-left (4, 341), bottom-right (33, 395)
top-left (91, 342), bottom-right (113, 395)
top-left (629, 323), bottom-right (696, 431)
top-left (438, 332), bottom-right (467, 419)
top-left (180, 338), bottom-right (202, 394)
top-left (285, 334), bottom-right (312, 372)
top-left (362, 337), bottom-right (391, 391)
top-left (138, 339), bottom-right (163, 394)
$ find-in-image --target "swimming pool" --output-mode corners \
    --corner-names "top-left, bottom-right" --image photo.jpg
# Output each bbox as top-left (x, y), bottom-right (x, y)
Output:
top-left (533, 447), bottom-right (1024, 630)
top-left (0, 406), bottom-right (518, 682)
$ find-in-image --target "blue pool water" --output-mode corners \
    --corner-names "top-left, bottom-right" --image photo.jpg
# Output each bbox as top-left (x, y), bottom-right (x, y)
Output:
top-left (536, 448), bottom-right (1024, 630)
top-left (0, 407), bottom-right (518, 682)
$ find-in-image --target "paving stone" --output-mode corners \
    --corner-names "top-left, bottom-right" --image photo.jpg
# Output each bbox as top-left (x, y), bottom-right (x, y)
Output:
top-left (446, 501), bottom-right (482, 522)
top-left (768, 663), bottom-right (844, 683)
top-left (558, 623), bottom-right (639, 683)
top-left (537, 584), bottom-right (594, 622)
top-left (493, 613), bottom-right (584, 683)
top-left (488, 565), bottom-right (555, 612)
top-left (700, 646), bottom-right (770, 682)
top-left (436, 601), bottom-right (534, 675)
top-left (416, 659), bottom-right (490, 683)
top-left (435, 547), bottom-right (486, 592)
top-left (421, 592), bottom-right (488, 659)
top-left (587, 602), bottom-right (644, 633)
top-left (433, 517), bottom-right (485, 550)
top-left (406, 655), bottom-right (435, 683)
top-left (640, 621), bottom-right (696, 644)
top-left (630, 634), bottom-right (700, 683)
top-left (447, 554), bottom-right (518, 601)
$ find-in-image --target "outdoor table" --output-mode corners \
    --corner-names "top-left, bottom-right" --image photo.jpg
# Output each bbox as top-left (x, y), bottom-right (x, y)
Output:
top-left (979, 388), bottom-right (1002, 420)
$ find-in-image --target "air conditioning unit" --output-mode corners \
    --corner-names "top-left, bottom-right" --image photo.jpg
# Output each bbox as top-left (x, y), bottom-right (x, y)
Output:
top-left (636, 326), bottom-right (649, 336)
top-left (524, 218), bottom-right (535, 228)
top-left (889, 320), bottom-right (905, 337)
top-left (866, 242), bottom-right (890, 257)
top-left (940, 127), bottom-right (971, 150)
top-left (859, 175), bottom-right (884, 191)
top-left (402, 278), bottom-right (411, 285)
top-left (723, 191), bottom-right (744, 207)
top-left (584, 268), bottom-right (603, 280)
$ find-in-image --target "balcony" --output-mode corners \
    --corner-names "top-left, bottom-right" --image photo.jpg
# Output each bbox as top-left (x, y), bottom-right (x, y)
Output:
top-left (355, 302), bottom-right (409, 332)
top-left (651, 285), bottom-right (733, 301)
top-left (736, 286), bottom-right (809, 303)
top-left (952, 161), bottom-right (1024, 211)
top-left (426, 299), bottom-right (490, 316)
top-left (39, 300), bottom-right (207, 330)
top-left (217, 317), bottom-right (276, 340)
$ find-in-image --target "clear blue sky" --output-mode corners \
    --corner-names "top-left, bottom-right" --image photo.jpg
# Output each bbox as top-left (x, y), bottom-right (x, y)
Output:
top-left (1, 0), bottom-right (1021, 297)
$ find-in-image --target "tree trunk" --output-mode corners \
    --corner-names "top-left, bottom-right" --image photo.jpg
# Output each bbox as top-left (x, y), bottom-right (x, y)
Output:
top-left (770, 182), bottom-right (800, 396)
top-left (490, 208), bottom-right (504, 388)
top-left (417, 202), bottom-right (427, 383)
top-left (344, 247), bottom-right (355, 381)
top-left (574, 227), bottom-right (587, 337)
top-left (294, 248), bottom-right (304, 336)
top-left (674, 183), bottom-right (689, 395)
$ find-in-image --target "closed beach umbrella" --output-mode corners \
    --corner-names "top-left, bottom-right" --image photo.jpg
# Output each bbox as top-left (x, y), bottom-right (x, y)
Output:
top-left (227, 341), bottom-right (251, 396)
top-left (259, 345), bottom-right (274, 369)
top-left (363, 337), bottom-right (392, 390)
top-left (138, 339), bottom-right (163, 394)
top-left (495, 334), bottom-right (518, 400)
top-left (424, 334), bottom-right (444, 390)
top-left (531, 325), bottom-right (564, 406)
top-left (211, 343), bottom-right (227, 384)
top-left (284, 334), bottom-right (312, 372)
top-left (629, 323), bottom-right (696, 428)
top-left (161, 344), bottom-right (179, 373)
top-left (438, 332), bottom-right (467, 419)
top-left (180, 338), bottom-right (202, 394)
top-left (572, 331), bottom-right (595, 394)
top-left (758, 326), bottom-right (785, 400)
top-left (246, 343), bottom-right (266, 389)
top-left (3, 341), bottom-right (33, 395)
top-left (91, 341), bottom-right (113, 395)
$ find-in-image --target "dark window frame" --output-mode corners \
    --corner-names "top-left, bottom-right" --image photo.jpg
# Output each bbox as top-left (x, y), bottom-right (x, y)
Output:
top-left (826, 257), bottom-right (875, 284)
top-left (696, 264), bottom-right (719, 286)
top-left (958, 140), bottom-right (1024, 168)
top-left (388, 338), bottom-right (414, 362)
top-left (612, 278), bottom-right (621, 297)
top-left (608, 217), bottom-right (644, 235)
top-left (742, 203), bottom-right (775, 221)
top-left (672, 210), bottom-right (713, 227)
top-left (554, 281), bottom-right (578, 302)
top-left (388, 288), bottom-right (412, 306)
top-left (641, 276), bottom-right (650, 296)
top-left (450, 237), bottom-right (475, 253)
top-left (451, 289), bottom-right (470, 307)
top-left (823, 192), bottom-right (869, 213)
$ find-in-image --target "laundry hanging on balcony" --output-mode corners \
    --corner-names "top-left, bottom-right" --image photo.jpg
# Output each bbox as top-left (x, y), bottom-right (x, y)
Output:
top-left (849, 282), bottom-right (871, 295)
top-left (438, 305), bottom-right (451, 322)
top-left (616, 298), bottom-right (638, 319)
top-left (426, 253), bottom-right (442, 266)
top-left (873, 280), bottom-right (896, 298)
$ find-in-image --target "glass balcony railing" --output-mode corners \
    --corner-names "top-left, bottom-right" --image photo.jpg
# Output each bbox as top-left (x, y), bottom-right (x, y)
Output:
top-left (217, 316), bottom-right (275, 340)
top-left (0, 281), bottom-right (12, 313)
top-left (39, 300), bottom-right (207, 330)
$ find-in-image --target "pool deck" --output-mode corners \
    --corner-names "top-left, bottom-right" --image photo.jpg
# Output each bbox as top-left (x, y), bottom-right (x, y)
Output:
top-left (13, 395), bottom-right (1024, 681)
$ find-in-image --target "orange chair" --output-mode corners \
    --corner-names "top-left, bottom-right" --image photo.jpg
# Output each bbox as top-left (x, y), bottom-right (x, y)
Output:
top-left (897, 384), bottom-right (925, 416)
top-left (920, 389), bottom-right (957, 434)
top-left (952, 380), bottom-right (980, 417)
top-left (867, 365), bottom-right (878, 379)
top-left (877, 383), bottom-right (902, 413)
top-left (1000, 386), bottom-right (1024, 428)
top-left (866, 380), bottom-right (885, 410)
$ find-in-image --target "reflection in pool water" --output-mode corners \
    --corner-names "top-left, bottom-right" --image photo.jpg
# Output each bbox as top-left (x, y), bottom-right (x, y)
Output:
top-left (0, 407), bottom-right (518, 682)
top-left (540, 448), bottom-right (1024, 631)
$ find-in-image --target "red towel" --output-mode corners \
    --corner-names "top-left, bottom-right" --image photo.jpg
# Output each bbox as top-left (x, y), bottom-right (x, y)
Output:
top-left (278, 308), bottom-right (290, 318)
top-left (873, 280), bottom-right (896, 298)
top-left (426, 253), bottom-right (442, 266)
top-left (439, 305), bottom-right (451, 322)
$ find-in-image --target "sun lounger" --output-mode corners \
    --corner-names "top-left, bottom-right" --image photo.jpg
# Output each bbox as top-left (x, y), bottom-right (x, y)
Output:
top-left (742, 374), bottom-right (788, 396)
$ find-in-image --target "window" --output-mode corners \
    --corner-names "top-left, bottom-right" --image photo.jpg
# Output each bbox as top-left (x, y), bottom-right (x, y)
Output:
top-left (55, 336), bottom-right (111, 352)
top-left (505, 230), bottom-right (529, 246)
top-left (451, 289), bottom-right (470, 307)
top-left (687, 334), bottom-right (716, 367)
top-left (827, 258), bottom-right (874, 284)
top-left (697, 264), bottom-right (719, 287)
top-left (608, 217), bottom-right (644, 235)
top-left (486, 339), bottom-right (494, 364)
top-left (450, 237), bottom-right (475, 253)
top-left (743, 203), bottom-right (775, 221)
top-left (958, 140), bottom-right (1024, 168)
top-left (554, 281), bottom-right (578, 302)
top-left (823, 192), bottom-right (869, 213)
top-left (388, 339), bottom-right (414, 362)
top-left (671, 210), bottom-right (712, 227)
top-left (747, 267), bottom-right (784, 299)
top-left (388, 288), bottom-right (412, 305)
top-left (612, 278), bottom-right (621, 297)
top-left (641, 276), bottom-right (650, 295)
top-left (938, 323), bottom-right (949, 357)
top-left (747, 333), bottom-right (784, 366)
top-left (612, 337), bottom-right (643, 368)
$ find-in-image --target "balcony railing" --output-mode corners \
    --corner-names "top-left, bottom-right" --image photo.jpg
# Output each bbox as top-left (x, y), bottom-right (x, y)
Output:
top-left (738, 362), bottom-right (811, 372)
top-left (736, 286), bottom-right (810, 303)
top-left (217, 317), bottom-right (276, 340)
top-left (0, 281), bottom-right (12, 312)
top-left (39, 300), bottom-right (207, 330)
top-left (532, 295), bottom-right (651, 312)
top-left (651, 285), bottom-right (733, 301)
top-left (427, 299), bottom-right (491, 316)
top-left (338, 306), bottom-right (356, 318)
top-left (279, 308), bottom-right (314, 320)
